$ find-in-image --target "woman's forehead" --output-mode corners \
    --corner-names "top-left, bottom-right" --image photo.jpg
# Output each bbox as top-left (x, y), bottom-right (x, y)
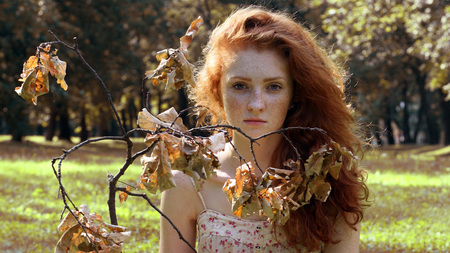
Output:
top-left (221, 47), bottom-right (290, 77)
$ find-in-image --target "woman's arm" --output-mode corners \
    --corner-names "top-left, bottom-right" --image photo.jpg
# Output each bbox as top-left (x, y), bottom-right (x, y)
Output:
top-left (323, 213), bottom-right (361, 253)
top-left (159, 171), bottom-right (201, 253)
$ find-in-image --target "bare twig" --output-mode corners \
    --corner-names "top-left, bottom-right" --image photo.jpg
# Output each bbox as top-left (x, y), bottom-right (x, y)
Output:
top-left (117, 187), bottom-right (197, 253)
top-left (51, 155), bottom-right (99, 252)
top-left (48, 30), bottom-right (126, 135)
top-left (281, 132), bottom-right (302, 162)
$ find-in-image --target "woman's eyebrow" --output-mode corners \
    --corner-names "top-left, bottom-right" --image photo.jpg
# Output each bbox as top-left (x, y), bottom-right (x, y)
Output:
top-left (263, 77), bottom-right (287, 82)
top-left (228, 76), bottom-right (252, 81)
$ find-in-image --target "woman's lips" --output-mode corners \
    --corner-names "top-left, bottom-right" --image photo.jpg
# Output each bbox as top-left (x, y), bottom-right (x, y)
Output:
top-left (244, 118), bottom-right (266, 126)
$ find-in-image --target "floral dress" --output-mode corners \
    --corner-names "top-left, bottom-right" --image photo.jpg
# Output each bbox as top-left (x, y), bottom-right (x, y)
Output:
top-left (194, 191), bottom-right (324, 252)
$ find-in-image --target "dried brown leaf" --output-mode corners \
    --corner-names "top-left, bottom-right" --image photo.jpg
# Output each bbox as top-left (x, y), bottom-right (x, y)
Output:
top-left (119, 186), bottom-right (130, 203)
top-left (180, 16), bottom-right (204, 54)
top-left (222, 163), bottom-right (261, 218)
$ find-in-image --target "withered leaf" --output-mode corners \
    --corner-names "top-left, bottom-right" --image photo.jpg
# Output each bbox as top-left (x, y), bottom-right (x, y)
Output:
top-left (55, 204), bottom-right (130, 253)
top-left (15, 56), bottom-right (50, 105)
top-left (50, 56), bottom-right (68, 90)
top-left (137, 108), bottom-right (170, 131)
top-left (16, 45), bottom-right (68, 105)
top-left (137, 108), bottom-right (187, 132)
top-left (144, 133), bottom-right (159, 146)
top-left (119, 186), bottom-right (130, 203)
top-left (140, 139), bottom-right (176, 194)
top-left (180, 16), bottom-right (204, 55)
top-left (223, 163), bottom-right (261, 218)
top-left (174, 51), bottom-right (196, 88)
top-left (207, 132), bottom-right (226, 153)
top-left (305, 152), bottom-right (325, 177)
top-left (40, 50), bottom-right (58, 76)
top-left (306, 174), bottom-right (331, 202)
top-left (156, 49), bottom-right (176, 62)
top-left (156, 107), bottom-right (188, 132)
top-left (165, 70), bottom-right (176, 89)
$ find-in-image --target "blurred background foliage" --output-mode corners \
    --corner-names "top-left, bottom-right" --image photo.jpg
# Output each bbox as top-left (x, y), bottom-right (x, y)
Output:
top-left (0, 0), bottom-right (448, 145)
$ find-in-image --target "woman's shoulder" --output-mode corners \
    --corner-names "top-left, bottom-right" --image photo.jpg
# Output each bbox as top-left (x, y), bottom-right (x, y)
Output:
top-left (164, 170), bottom-right (199, 198)
top-left (161, 170), bottom-right (204, 218)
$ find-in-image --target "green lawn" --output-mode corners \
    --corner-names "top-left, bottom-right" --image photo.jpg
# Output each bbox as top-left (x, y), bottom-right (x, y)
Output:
top-left (360, 146), bottom-right (450, 252)
top-left (1, 136), bottom-right (449, 252)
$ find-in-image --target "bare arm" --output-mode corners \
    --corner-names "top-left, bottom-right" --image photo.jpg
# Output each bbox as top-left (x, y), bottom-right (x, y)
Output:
top-left (159, 171), bottom-right (201, 253)
top-left (323, 214), bottom-right (360, 253)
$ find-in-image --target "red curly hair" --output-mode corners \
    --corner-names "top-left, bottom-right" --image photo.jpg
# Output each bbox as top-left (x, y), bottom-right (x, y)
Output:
top-left (191, 6), bottom-right (369, 251)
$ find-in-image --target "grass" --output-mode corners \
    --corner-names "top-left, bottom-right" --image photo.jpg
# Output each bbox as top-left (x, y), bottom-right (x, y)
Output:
top-left (0, 136), bottom-right (160, 253)
top-left (360, 146), bottom-right (450, 252)
top-left (1, 136), bottom-right (449, 252)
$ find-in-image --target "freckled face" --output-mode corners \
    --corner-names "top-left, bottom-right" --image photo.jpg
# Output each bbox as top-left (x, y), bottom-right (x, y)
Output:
top-left (220, 47), bottom-right (293, 138)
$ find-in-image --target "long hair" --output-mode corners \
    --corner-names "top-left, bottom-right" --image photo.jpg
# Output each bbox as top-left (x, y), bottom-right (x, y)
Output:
top-left (191, 6), bottom-right (369, 251)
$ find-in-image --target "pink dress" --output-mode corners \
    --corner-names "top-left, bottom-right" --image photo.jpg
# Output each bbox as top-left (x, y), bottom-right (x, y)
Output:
top-left (193, 183), bottom-right (324, 252)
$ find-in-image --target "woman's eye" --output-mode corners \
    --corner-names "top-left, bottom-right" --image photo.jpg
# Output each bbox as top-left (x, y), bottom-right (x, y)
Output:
top-left (232, 83), bottom-right (247, 90)
top-left (268, 84), bottom-right (282, 91)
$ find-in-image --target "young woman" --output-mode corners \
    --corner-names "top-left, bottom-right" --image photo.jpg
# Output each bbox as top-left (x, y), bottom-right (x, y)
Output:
top-left (159, 6), bottom-right (368, 253)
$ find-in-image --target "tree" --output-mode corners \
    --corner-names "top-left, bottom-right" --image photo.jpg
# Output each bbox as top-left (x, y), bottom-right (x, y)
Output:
top-left (318, 0), bottom-right (449, 144)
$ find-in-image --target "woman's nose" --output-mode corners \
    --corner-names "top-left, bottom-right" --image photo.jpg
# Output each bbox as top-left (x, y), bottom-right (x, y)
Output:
top-left (247, 90), bottom-right (265, 112)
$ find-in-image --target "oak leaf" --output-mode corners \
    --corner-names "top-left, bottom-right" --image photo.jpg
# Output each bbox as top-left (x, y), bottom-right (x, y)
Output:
top-left (145, 17), bottom-right (202, 90)
top-left (15, 45), bottom-right (68, 105)
top-left (51, 56), bottom-right (68, 90)
top-left (223, 163), bottom-right (261, 218)
top-left (180, 16), bottom-right (204, 55)
top-left (15, 56), bottom-right (49, 105)
top-left (137, 107), bottom-right (187, 132)
top-left (140, 139), bottom-right (176, 194)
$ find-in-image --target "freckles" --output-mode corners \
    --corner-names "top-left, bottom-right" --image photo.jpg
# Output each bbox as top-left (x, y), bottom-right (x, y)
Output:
top-left (224, 94), bottom-right (243, 112)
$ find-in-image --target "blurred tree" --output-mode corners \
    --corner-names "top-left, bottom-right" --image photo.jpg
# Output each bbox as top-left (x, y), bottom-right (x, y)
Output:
top-left (0, 1), bottom-right (58, 142)
top-left (318, 0), bottom-right (449, 144)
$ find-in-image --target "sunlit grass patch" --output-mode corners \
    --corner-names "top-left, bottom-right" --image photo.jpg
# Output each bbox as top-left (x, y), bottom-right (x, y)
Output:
top-left (360, 166), bottom-right (450, 252)
top-left (2, 138), bottom-right (450, 252)
top-left (0, 159), bottom-right (161, 253)
top-left (368, 170), bottom-right (450, 187)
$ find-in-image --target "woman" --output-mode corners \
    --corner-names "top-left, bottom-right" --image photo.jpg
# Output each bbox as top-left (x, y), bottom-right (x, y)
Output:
top-left (159, 6), bottom-right (368, 253)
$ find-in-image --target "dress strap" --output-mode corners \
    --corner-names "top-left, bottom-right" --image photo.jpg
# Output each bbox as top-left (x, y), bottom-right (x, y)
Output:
top-left (189, 177), bottom-right (207, 209)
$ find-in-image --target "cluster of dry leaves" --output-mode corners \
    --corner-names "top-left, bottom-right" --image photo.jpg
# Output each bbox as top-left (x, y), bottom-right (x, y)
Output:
top-left (15, 44), bottom-right (67, 105)
top-left (137, 107), bottom-right (225, 193)
top-left (145, 16), bottom-right (203, 89)
top-left (55, 204), bottom-right (131, 253)
top-left (223, 141), bottom-right (358, 225)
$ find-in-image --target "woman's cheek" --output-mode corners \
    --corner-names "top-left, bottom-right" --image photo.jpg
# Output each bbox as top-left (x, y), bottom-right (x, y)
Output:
top-left (223, 93), bottom-right (245, 123)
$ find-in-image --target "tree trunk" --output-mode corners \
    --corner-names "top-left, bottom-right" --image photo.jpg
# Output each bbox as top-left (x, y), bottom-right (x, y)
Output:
top-left (80, 105), bottom-right (89, 142)
top-left (45, 106), bottom-right (57, 141)
top-left (440, 90), bottom-right (450, 145)
top-left (121, 108), bottom-right (128, 131)
top-left (414, 66), bottom-right (439, 144)
top-left (402, 82), bottom-right (412, 143)
top-left (128, 98), bottom-right (137, 132)
top-left (385, 100), bottom-right (395, 145)
top-left (58, 104), bottom-right (71, 142)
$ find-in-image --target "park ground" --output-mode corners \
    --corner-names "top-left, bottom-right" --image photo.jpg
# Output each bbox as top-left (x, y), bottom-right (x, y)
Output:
top-left (0, 136), bottom-right (449, 252)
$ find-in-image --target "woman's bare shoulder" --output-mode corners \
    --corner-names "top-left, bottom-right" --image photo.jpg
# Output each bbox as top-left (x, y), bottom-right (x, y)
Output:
top-left (161, 170), bottom-right (203, 218)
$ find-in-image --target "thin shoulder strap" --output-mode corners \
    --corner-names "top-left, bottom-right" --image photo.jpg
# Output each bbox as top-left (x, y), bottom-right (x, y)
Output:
top-left (190, 177), bottom-right (207, 209)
